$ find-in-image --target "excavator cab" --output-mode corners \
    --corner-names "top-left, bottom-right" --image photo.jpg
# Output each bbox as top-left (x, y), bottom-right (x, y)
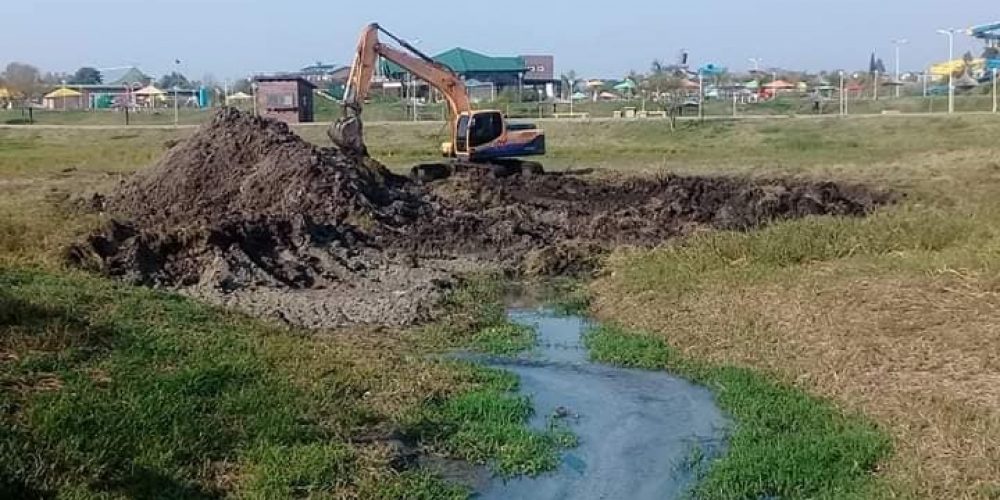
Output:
top-left (447, 110), bottom-right (545, 162)
top-left (453, 111), bottom-right (503, 155)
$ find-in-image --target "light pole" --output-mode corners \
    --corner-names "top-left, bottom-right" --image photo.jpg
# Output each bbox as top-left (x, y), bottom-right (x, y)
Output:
top-left (892, 39), bottom-right (908, 98)
top-left (839, 70), bottom-right (845, 115)
top-left (698, 71), bottom-right (704, 120)
top-left (994, 67), bottom-right (998, 113)
top-left (937, 28), bottom-right (957, 114)
top-left (251, 81), bottom-right (258, 116)
top-left (172, 59), bottom-right (181, 125)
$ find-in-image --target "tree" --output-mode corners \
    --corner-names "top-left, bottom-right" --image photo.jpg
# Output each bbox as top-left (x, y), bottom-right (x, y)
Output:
top-left (560, 70), bottom-right (580, 99)
top-left (2, 62), bottom-right (41, 99)
top-left (200, 73), bottom-right (219, 89)
top-left (158, 71), bottom-right (190, 90)
top-left (41, 72), bottom-right (69, 85)
top-left (231, 78), bottom-right (252, 95)
top-left (70, 67), bottom-right (102, 85)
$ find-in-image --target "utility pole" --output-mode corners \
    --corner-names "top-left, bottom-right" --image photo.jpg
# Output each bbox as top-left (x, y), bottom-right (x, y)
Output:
top-left (698, 71), bottom-right (704, 120)
top-left (937, 28), bottom-right (957, 114)
top-left (994, 67), bottom-right (998, 113)
top-left (892, 39), bottom-right (908, 98)
top-left (839, 71), bottom-right (845, 115)
top-left (173, 59), bottom-right (181, 126)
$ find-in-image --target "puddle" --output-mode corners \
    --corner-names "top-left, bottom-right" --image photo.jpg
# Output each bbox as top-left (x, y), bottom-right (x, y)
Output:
top-left (474, 308), bottom-right (728, 500)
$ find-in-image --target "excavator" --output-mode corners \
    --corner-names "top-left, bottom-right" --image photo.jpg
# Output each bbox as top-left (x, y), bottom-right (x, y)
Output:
top-left (329, 23), bottom-right (546, 181)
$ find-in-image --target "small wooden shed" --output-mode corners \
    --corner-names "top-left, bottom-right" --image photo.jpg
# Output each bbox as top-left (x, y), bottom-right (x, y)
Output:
top-left (253, 76), bottom-right (316, 123)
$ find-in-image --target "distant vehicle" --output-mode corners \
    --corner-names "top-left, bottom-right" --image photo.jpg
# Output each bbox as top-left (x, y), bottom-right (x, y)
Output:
top-left (927, 85), bottom-right (949, 96)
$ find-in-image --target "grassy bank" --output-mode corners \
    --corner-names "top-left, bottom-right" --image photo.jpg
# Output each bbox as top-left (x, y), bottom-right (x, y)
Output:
top-left (588, 123), bottom-right (1000, 497)
top-left (0, 267), bottom-right (565, 498)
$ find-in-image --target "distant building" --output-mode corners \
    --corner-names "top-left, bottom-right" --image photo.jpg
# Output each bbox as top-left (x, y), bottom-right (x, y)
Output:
top-left (253, 76), bottom-right (316, 123)
top-left (295, 62), bottom-right (350, 85)
top-left (47, 67), bottom-right (156, 110)
top-left (521, 55), bottom-right (559, 99)
top-left (383, 47), bottom-right (532, 92)
top-left (102, 67), bottom-right (153, 86)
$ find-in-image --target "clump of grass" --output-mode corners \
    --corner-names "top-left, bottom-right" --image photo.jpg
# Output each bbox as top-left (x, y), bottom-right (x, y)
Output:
top-left (357, 470), bottom-right (468, 499)
top-left (585, 325), bottom-right (892, 499)
top-left (242, 443), bottom-right (356, 498)
top-left (538, 278), bottom-right (592, 316)
top-left (472, 323), bottom-right (536, 356)
top-left (402, 365), bottom-right (573, 476)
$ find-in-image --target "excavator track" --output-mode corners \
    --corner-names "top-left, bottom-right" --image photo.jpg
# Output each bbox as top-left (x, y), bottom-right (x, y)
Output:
top-left (410, 159), bottom-right (544, 183)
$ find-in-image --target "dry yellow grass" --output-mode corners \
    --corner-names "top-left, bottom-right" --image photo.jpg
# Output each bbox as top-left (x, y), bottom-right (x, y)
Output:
top-left (591, 146), bottom-right (1000, 498)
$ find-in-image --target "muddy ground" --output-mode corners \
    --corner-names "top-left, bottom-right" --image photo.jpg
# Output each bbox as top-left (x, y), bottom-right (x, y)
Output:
top-left (70, 109), bottom-right (892, 327)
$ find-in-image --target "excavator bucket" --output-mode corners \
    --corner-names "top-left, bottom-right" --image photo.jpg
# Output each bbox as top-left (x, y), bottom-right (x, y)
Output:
top-left (328, 109), bottom-right (366, 156)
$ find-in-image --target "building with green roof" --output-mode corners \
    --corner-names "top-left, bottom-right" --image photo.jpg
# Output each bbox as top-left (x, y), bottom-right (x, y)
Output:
top-left (103, 67), bottom-right (152, 86)
top-left (382, 47), bottom-right (528, 91)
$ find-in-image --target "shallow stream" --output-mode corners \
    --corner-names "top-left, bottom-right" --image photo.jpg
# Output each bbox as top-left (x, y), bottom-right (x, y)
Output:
top-left (475, 309), bottom-right (728, 499)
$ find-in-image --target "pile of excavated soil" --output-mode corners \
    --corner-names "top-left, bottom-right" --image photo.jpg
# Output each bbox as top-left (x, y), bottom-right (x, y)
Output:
top-left (70, 109), bottom-right (893, 328)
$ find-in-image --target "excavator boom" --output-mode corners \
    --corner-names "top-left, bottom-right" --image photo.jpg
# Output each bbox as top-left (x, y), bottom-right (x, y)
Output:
top-left (330, 23), bottom-right (470, 154)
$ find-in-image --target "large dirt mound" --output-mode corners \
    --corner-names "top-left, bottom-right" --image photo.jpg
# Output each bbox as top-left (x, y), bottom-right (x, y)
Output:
top-left (71, 109), bottom-right (892, 327)
top-left (112, 108), bottom-right (413, 228)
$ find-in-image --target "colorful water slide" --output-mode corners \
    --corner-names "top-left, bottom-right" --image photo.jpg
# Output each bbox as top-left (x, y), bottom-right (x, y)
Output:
top-left (968, 22), bottom-right (1000, 41)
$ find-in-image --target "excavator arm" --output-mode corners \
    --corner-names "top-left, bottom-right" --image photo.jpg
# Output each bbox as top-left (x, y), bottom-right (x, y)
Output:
top-left (329, 23), bottom-right (471, 155)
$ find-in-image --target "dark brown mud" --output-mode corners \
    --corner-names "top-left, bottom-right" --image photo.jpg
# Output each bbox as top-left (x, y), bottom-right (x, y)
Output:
top-left (69, 109), bottom-right (893, 327)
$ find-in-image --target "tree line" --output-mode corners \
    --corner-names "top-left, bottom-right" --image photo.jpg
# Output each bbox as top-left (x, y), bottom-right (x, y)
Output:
top-left (0, 62), bottom-right (244, 101)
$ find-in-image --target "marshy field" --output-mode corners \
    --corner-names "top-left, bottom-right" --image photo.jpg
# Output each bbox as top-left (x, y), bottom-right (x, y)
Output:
top-left (2, 114), bottom-right (999, 498)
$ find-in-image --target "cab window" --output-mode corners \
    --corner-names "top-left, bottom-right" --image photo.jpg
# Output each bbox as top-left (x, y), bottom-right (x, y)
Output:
top-left (469, 112), bottom-right (504, 147)
top-left (455, 115), bottom-right (470, 152)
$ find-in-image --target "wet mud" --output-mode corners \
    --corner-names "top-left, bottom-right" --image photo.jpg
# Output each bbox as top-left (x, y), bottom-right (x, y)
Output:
top-left (70, 108), bottom-right (893, 327)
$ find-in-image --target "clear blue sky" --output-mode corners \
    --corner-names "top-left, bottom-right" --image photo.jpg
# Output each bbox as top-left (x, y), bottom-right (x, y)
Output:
top-left (3, 0), bottom-right (996, 81)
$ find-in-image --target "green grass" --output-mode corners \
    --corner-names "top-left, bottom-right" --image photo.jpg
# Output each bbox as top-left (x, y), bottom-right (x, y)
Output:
top-left (0, 128), bottom-right (184, 176)
top-left (584, 325), bottom-right (892, 500)
top-left (3, 92), bottom-right (997, 126)
top-left (401, 366), bottom-right (575, 476)
top-left (0, 268), bottom-right (559, 498)
top-left (1, 268), bottom-right (360, 497)
top-left (471, 324), bottom-right (536, 356)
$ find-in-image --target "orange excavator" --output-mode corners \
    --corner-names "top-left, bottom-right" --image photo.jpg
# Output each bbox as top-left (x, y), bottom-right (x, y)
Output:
top-left (329, 23), bottom-right (546, 180)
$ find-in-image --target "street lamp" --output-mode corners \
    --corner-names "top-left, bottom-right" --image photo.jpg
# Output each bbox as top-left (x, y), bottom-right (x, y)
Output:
top-left (748, 57), bottom-right (762, 73)
top-left (993, 67), bottom-right (998, 113)
top-left (839, 70), bottom-right (846, 115)
top-left (936, 28), bottom-right (958, 114)
top-left (172, 58), bottom-right (181, 126)
top-left (892, 39), bottom-right (908, 98)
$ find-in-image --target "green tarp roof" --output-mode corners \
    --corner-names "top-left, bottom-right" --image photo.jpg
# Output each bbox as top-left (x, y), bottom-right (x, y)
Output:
top-left (106, 67), bottom-right (151, 86)
top-left (383, 47), bottom-right (526, 75)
